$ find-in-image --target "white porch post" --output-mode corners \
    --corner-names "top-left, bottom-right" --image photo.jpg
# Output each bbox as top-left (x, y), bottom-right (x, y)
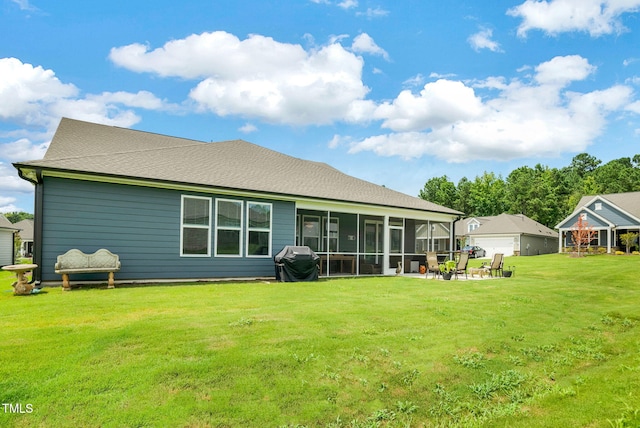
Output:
top-left (356, 214), bottom-right (360, 276)
top-left (607, 227), bottom-right (612, 253)
top-left (383, 215), bottom-right (390, 274)
top-left (558, 230), bottom-right (563, 253)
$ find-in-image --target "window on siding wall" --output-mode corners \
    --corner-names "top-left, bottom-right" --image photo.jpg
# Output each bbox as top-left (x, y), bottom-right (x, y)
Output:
top-left (216, 199), bottom-right (243, 256)
top-left (181, 196), bottom-right (211, 256)
top-left (247, 202), bottom-right (272, 257)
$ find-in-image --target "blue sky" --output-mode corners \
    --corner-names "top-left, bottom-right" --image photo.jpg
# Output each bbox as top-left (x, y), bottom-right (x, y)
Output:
top-left (2, 0), bottom-right (640, 213)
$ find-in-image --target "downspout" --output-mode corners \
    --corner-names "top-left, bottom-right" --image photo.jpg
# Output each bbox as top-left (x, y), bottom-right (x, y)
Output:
top-left (17, 167), bottom-right (43, 285)
top-left (452, 215), bottom-right (462, 258)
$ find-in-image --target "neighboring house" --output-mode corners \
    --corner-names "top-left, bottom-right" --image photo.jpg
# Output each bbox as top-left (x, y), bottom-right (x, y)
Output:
top-left (556, 192), bottom-right (640, 253)
top-left (14, 118), bottom-right (462, 285)
top-left (0, 214), bottom-right (18, 266)
top-left (13, 219), bottom-right (34, 257)
top-left (455, 216), bottom-right (493, 245)
top-left (464, 213), bottom-right (558, 258)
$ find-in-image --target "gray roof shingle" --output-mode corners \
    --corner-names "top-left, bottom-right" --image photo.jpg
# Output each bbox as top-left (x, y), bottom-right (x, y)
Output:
top-left (574, 192), bottom-right (640, 220)
top-left (467, 213), bottom-right (557, 237)
top-left (0, 215), bottom-right (18, 231)
top-left (17, 118), bottom-right (462, 215)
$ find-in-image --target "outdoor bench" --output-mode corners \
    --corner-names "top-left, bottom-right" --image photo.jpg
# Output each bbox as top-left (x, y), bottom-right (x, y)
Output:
top-left (54, 248), bottom-right (121, 291)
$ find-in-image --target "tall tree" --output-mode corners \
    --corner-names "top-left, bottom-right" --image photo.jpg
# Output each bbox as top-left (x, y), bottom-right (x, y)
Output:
top-left (419, 176), bottom-right (457, 208)
top-left (454, 177), bottom-right (472, 215)
top-left (569, 153), bottom-right (601, 177)
top-left (468, 172), bottom-right (507, 216)
top-left (4, 212), bottom-right (34, 223)
top-left (505, 164), bottom-right (567, 227)
top-left (592, 157), bottom-right (640, 194)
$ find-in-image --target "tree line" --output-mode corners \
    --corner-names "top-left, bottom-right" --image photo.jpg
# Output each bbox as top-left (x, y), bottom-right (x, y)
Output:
top-left (3, 212), bottom-right (34, 223)
top-left (418, 153), bottom-right (640, 228)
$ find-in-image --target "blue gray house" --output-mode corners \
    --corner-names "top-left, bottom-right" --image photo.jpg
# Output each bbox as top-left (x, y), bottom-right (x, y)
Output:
top-left (556, 192), bottom-right (640, 253)
top-left (14, 118), bottom-right (462, 285)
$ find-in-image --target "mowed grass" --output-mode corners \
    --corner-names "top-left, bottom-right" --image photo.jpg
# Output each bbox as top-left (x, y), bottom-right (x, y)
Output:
top-left (1, 254), bottom-right (639, 427)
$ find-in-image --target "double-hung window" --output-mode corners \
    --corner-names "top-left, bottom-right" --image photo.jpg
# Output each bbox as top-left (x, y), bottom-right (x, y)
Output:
top-left (181, 196), bottom-right (211, 256)
top-left (216, 199), bottom-right (243, 256)
top-left (247, 202), bottom-right (272, 257)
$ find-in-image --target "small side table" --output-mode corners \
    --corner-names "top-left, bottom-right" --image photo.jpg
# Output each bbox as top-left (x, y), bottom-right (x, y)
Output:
top-left (2, 264), bottom-right (38, 295)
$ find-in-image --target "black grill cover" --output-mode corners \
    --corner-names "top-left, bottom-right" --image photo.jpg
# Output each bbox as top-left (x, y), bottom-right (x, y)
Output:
top-left (274, 246), bottom-right (319, 282)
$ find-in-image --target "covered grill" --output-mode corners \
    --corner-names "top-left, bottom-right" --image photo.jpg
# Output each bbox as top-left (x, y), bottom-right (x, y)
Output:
top-left (274, 246), bottom-right (319, 282)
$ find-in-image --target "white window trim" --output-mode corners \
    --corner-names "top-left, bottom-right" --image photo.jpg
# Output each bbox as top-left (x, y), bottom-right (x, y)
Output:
top-left (180, 195), bottom-right (212, 257)
top-left (246, 201), bottom-right (273, 258)
top-left (215, 198), bottom-right (243, 257)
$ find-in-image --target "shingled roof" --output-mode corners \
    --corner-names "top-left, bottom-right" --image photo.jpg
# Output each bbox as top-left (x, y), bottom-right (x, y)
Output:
top-left (573, 192), bottom-right (640, 220)
top-left (16, 118), bottom-right (461, 215)
top-left (467, 213), bottom-right (557, 238)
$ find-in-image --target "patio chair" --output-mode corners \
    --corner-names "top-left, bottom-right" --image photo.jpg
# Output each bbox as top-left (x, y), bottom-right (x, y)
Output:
top-left (425, 251), bottom-right (441, 279)
top-left (484, 253), bottom-right (504, 277)
top-left (454, 251), bottom-right (469, 279)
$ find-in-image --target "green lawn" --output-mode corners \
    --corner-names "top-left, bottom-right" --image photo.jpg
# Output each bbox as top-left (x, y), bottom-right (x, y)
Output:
top-left (1, 254), bottom-right (639, 427)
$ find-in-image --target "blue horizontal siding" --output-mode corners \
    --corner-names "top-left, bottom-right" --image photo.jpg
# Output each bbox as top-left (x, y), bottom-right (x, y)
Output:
top-left (41, 177), bottom-right (295, 282)
top-left (587, 201), bottom-right (638, 227)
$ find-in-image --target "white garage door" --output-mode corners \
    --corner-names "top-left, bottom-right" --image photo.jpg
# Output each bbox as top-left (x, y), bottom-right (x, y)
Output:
top-left (0, 231), bottom-right (13, 266)
top-left (472, 237), bottom-right (514, 258)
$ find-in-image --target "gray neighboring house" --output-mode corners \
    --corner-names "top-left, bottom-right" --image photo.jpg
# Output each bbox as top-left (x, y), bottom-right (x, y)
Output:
top-left (14, 118), bottom-right (462, 285)
top-left (556, 192), bottom-right (640, 253)
top-left (455, 216), bottom-right (493, 244)
top-left (463, 213), bottom-right (558, 258)
top-left (14, 219), bottom-right (34, 257)
top-left (0, 214), bottom-right (18, 266)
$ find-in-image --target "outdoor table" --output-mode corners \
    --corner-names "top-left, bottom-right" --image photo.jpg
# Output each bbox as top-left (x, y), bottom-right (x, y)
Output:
top-left (2, 264), bottom-right (38, 295)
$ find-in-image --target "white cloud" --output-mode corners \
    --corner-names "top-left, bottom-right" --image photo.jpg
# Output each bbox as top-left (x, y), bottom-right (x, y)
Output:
top-left (239, 123), bottom-right (258, 133)
top-left (10, 0), bottom-right (38, 12)
top-left (468, 28), bottom-right (503, 52)
top-left (328, 134), bottom-right (344, 149)
top-left (351, 33), bottom-right (390, 60)
top-left (0, 138), bottom-right (48, 162)
top-left (429, 72), bottom-right (457, 79)
top-left (403, 74), bottom-right (426, 87)
top-left (0, 57), bottom-right (78, 127)
top-left (349, 55), bottom-right (636, 163)
top-left (111, 31), bottom-right (372, 126)
top-left (373, 79), bottom-right (485, 132)
top-left (0, 58), bottom-right (169, 131)
top-left (0, 201), bottom-right (20, 213)
top-left (0, 57), bottom-right (172, 203)
top-left (338, 0), bottom-right (358, 9)
top-left (0, 162), bottom-right (33, 193)
top-left (508, 0), bottom-right (640, 37)
top-left (110, 32), bottom-right (311, 79)
top-left (534, 55), bottom-right (595, 85)
top-left (356, 7), bottom-right (390, 19)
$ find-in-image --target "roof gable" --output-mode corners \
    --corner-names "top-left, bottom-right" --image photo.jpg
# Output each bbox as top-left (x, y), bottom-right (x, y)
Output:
top-left (0, 215), bottom-right (18, 231)
top-left (468, 213), bottom-right (556, 237)
top-left (17, 118), bottom-right (462, 215)
top-left (559, 208), bottom-right (613, 229)
top-left (557, 192), bottom-right (640, 228)
top-left (13, 219), bottom-right (34, 240)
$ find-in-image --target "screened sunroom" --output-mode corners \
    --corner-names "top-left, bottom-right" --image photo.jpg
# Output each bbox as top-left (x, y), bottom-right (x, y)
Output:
top-left (295, 202), bottom-right (456, 277)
